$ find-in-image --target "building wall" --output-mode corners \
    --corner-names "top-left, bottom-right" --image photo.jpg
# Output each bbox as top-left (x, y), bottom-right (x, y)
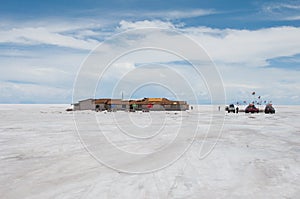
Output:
top-left (151, 104), bottom-right (165, 111)
top-left (111, 104), bottom-right (126, 111)
top-left (73, 98), bottom-right (189, 111)
top-left (73, 104), bottom-right (80, 111)
top-left (79, 99), bottom-right (95, 110)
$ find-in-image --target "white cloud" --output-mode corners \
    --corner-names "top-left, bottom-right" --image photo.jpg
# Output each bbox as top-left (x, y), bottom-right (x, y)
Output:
top-left (0, 45), bottom-right (87, 104)
top-left (0, 27), bottom-right (99, 50)
top-left (116, 21), bottom-right (300, 66)
top-left (0, 47), bottom-right (85, 86)
top-left (1, 19), bottom-right (300, 104)
top-left (141, 9), bottom-right (215, 19)
top-left (263, 3), bottom-right (300, 12)
top-left (262, 2), bottom-right (300, 21)
top-left (118, 20), bottom-right (177, 30)
top-left (218, 63), bottom-right (300, 104)
top-left (284, 15), bottom-right (300, 21)
top-left (95, 8), bottom-right (215, 21)
top-left (109, 21), bottom-right (300, 104)
top-left (182, 26), bottom-right (300, 66)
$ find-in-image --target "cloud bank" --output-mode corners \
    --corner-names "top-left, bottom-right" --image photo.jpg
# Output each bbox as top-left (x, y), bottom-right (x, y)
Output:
top-left (1, 19), bottom-right (300, 104)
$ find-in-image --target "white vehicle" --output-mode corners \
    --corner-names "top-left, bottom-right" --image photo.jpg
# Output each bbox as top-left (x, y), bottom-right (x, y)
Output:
top-left (226, 104), bottom-right (235, 113)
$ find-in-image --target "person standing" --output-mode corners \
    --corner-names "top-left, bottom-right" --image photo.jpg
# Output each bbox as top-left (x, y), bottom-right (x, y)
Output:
top-left (236, 106), bottom-right (239, 114)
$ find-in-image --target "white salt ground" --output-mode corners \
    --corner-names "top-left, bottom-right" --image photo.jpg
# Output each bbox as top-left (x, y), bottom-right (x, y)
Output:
top-left (0, 104), bottom-right (299, 199)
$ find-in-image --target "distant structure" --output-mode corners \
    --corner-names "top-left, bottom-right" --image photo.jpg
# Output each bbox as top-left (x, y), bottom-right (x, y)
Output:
top-left (72, 98), bottom-right (189, 111)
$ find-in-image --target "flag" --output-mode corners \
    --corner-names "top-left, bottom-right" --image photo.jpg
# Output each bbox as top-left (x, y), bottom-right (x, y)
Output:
top-left (147, 104), bottom-right (153, 108)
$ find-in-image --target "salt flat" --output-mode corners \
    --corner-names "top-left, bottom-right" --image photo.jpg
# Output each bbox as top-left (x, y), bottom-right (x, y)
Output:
top-left (0, 104), bottom-right (299, 199)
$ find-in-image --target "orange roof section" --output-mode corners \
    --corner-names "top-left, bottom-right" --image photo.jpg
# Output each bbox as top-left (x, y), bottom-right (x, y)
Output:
top-left (148, 98), bottom-right (164, 102)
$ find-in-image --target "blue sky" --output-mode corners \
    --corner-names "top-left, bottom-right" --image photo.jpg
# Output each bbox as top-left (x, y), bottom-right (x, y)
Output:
top-left (0, 0), bottom-right (300, 104)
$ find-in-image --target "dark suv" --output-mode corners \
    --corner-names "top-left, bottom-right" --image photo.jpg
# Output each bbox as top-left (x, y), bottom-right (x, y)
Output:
top-left (245, 104), bottom-right (259, 113)
top-left (265, 104), bottom-right (275, 114)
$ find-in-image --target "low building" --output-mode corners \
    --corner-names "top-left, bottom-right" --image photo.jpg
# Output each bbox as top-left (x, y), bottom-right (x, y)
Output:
top-left (73, 99), bottom-right (95, 111)
top-left (72, 98), bottom-right (189, 111)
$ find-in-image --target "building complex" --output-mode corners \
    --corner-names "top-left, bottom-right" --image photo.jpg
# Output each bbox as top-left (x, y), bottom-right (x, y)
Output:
top-left (72, 98), bottom-right (189, 111)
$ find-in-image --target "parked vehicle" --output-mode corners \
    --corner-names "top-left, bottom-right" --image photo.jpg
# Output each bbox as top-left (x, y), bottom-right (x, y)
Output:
top-left (226, 104), bottom-right (236, 113)
top-left (245, 104), bottom-right (259, 113)
top-left (265, 104), bottom-right (275, 114)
